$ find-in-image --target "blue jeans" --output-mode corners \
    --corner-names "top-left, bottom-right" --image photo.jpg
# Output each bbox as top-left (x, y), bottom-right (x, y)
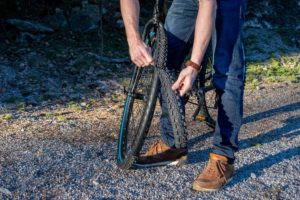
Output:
top-left (159, 0), bottom-right (247, 161)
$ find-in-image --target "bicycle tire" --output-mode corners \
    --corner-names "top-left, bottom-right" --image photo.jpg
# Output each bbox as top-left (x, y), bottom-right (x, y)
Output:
top-left (155, 22), bottom-right (187, 149)
top-left (117, 22), bottom-right (160, 170)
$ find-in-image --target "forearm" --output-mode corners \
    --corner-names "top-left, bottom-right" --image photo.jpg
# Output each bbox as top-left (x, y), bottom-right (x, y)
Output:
top-left (190, 0), bottom-right (216, 65)
top-left (120, 0), bottom-right (141, 43)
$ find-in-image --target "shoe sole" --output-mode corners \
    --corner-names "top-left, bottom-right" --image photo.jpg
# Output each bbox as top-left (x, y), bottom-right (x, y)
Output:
top-left (135, 155), bottom-right (187, 168)
top-left (192, 177), bottom-right (233, 192)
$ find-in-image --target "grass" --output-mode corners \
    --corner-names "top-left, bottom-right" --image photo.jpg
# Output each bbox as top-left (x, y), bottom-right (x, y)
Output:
top-left (246, 55), bottom-right (300, 88)
top-left (1, 114), bottom-right (13, 120)
top-left (67, 102), bottom-right (82, 112)
top-left (45, 112), bottom-right (53, 118)
top-left (85, 99), bottom-right (97, 109)
top-left (56, 115), bottom-right (68, 122)
top-left (17, 103), bottom-right (26, 111)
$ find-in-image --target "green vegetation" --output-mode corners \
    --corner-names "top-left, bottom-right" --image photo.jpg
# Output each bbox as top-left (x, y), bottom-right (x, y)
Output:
top-left (17, 103), bottom-right (26, 111)
top-left (45, 112), bottom-right (53, 117)
top-left (85, 99), bottom-right (96, 109)
top-left (56, 115), bottom-right (68, 122)
top-left (1, 113), bottom-right (13, 120)
top-left (246, 55), bottom-right (300, 88)
top-left (67, 102), bottom-right (82, 112)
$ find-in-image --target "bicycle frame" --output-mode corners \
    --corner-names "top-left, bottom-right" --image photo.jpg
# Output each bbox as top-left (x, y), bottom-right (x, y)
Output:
top-left (150, 0), bottom-right (217, 128)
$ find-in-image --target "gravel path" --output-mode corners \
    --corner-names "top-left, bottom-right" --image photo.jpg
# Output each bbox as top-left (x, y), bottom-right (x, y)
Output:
top-left (0, 83), bottom-right (300, 199)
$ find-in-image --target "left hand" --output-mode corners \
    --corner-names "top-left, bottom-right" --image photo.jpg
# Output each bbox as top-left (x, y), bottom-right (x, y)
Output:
top-left (172, 66), bottom-right (199, 96)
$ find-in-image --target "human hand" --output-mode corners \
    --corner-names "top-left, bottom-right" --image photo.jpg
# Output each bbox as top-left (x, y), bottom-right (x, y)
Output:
top-left (172, 66), bottom-right (199, 96)
top-left (128, 38), bottom-right (154, 67)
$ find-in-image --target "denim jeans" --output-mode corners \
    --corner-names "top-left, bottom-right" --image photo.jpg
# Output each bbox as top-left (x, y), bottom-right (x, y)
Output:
top-left (159, 0), bottom-right (247, 161)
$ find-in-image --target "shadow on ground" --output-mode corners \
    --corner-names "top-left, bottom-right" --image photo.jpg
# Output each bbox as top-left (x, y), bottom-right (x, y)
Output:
top-left (187, 102), bottom-right (300, 172)
top-left (228, 146), bottom-right (300, 187)
top-left (243, 102), bottom-right (300, 124)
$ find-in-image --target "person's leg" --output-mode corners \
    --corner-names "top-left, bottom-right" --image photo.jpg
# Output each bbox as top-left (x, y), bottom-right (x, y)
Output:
top-left (159, 0), bottom-right (198, 148)
top-left (211, 0), bottom-right (247, 161)
top-left (192, 0), bottom-right (247, 192)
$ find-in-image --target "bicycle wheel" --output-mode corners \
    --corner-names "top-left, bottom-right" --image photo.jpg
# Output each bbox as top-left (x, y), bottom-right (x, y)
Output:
top-left (117, 22), bottom-right (161, 170)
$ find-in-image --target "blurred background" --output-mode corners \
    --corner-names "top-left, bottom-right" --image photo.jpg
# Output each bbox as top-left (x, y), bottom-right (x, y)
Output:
top-left (0, 0), bottom-right (299, 107)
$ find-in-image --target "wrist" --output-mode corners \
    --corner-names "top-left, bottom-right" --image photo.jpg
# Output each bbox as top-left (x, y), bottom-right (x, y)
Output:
top-left (185, 60), bottom-right (201, 72)
top-left (190, 57), bottom-right (201, 66)
top-left (127, 32), bottom-right (142, 44)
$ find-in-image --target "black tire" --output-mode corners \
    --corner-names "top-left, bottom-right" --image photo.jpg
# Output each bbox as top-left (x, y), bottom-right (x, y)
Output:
top-left (117, 21), bottom-right (161, 169)
top-left (155, 22), bottom-right (187, 148)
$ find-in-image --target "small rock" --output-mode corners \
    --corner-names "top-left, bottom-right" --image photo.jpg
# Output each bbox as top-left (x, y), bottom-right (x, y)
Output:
top-left (19, 63), bottom-right (26, 68)
top-left (0, 187), bottom-right (12, 196)
top-left (287, 164), bottom-right (293, 171)
top-left (97, 81), bottom-right (109, 93)
top-left (281, 137), bottom-right (288, 142)
top-left (42, 78), bottom-right (63, 98)
top-left (92, 180), bottom-right (99, 186)
top-left (81, 102), bottom-right (87, 107)
top-left (16, 32), bottom-right (46, 43)
top-left (256, 86), bottom-right (262, 90)
top-left (114, 12), bottom-right (121, 19)
top-left (116, 19), bottom-right (124, 29)
top-left (102, 8), bottom-right (108, 15)
top-left (244, 19), bottom-right (263, 29)
top-left (0, 65), bottom-right (16, 87)
top-left (25, 95), bottom-right (38, 106)
top-left (251, 173), bottom-right (257, 179)
top-left (107, 107), bottom-right (116, 113)
top-left (43, 8), bottom-right (68, 31)
top-left (26, 52), bottom-right (48, 68)
top-left (108, 80), bottom-right (122, 90)
top-left (69, 93), bottom-right (82, 100)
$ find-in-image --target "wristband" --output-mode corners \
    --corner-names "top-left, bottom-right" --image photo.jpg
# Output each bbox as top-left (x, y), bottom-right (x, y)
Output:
top-left (185, 60), bottom-right (201, 72)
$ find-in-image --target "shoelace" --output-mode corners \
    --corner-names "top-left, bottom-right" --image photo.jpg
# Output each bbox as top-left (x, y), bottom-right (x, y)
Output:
top-left (147, 141), bottom-right (164, 155)
top-left (216, 160), bottom-right (228, 182)
top-left (205, 160), bottom-right (228, 182)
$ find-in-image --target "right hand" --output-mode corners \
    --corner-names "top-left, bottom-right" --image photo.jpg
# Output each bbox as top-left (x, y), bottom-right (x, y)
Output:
top-left (172, 66), bottom-right (199, 96)
top-left (128, 38), bottom-right (154, 67)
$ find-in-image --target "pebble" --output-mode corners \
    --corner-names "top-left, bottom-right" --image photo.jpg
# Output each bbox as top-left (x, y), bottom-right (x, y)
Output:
top-left (251, 173), bottom-right (257, 179)
top-left (107, 107), bottom-right (116, 113)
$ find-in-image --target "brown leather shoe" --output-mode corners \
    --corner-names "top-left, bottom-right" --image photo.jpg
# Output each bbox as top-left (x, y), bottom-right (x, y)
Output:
top-left (136, 140), bottom-right (187, 167)
top-left (192, 153), bottom-right (234, 192)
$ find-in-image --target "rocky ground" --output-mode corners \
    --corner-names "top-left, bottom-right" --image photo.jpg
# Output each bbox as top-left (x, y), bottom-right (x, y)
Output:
top-left (0, 82), bottom-right (299, 199)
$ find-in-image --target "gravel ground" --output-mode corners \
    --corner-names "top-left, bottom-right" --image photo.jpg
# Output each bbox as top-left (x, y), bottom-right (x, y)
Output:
top-left (0, 83), bottom-right (300, 199)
